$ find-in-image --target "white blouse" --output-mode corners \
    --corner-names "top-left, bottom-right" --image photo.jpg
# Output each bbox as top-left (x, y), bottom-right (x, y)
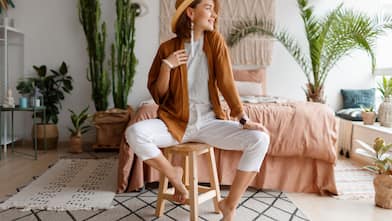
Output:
top-left (184, 35), bottom-right (216, 134)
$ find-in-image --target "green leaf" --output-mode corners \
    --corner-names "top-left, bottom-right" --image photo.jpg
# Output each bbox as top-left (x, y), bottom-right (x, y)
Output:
top-left (363, 165), bottom-right (380, 174)
top-left (59, 62), bottom-right (68, 75)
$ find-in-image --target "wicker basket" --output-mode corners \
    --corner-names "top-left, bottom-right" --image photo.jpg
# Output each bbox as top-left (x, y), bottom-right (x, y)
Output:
top-left (93, 107), bottom-right (133, 149)
top-left (374, 175), bottom-right (392, 209)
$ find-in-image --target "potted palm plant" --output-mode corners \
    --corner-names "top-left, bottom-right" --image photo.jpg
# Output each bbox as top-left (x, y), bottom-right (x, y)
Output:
top-left (228, 0), bottom-right (392, 103)
top-left (68, 106), bottom-right (90, 153)
top-left (377, 76), bottom-right (392, 127)
top-left (16, 62), bottom-right (73, 149)
top-left (355, 138), bottom-right (392, 209)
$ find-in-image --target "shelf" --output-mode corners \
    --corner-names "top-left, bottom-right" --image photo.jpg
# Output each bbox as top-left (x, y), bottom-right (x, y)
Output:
top-left (352, 122), bottom-right (392, 134)
top-left (0, 25), bottom-right (24, 35)
top-left (0, 135), bottom-right (19, 146)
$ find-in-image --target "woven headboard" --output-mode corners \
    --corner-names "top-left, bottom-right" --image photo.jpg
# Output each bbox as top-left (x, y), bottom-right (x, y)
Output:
top-left (159, 0), bottom-right (275, 66)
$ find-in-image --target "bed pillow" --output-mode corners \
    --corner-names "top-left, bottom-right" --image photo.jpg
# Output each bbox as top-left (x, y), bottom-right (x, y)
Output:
top-left (340, 88), bottom-right (375, 109)
top-left (233, 69), bottom-right (265, 96)
top-left (335, 108), bottom-right (362, 121)
top-left (235, 81), bottom-right (263, 96)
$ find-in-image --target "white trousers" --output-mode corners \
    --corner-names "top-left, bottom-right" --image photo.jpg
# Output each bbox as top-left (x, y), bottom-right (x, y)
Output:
top-left (125, 119), bottom-right (269, 172)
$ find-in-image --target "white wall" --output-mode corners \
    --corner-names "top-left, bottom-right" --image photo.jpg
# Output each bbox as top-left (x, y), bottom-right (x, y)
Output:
top-left (5, 0), bottom-right (383, 140)
top-left (268, 0), bottom-right (381, 108)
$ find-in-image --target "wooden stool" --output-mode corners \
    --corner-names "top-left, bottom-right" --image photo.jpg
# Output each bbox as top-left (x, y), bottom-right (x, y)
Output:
top-left (155, 143), bottom-right (221, 220)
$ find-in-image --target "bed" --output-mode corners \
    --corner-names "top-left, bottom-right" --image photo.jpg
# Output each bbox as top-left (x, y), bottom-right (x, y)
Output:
top-left (117, 69), bottom-right (338, 195)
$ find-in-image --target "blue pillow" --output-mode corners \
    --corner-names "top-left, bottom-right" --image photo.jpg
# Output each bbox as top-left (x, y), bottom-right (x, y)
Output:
top-left (340, 88), bottom-right (375, 109)
top-left (335, 108), bottom-right (362, 121)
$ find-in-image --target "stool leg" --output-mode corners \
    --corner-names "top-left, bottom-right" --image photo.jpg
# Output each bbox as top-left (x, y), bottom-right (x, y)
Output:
top-left (207, 147), bottom-right (221, 213)
top-left (183, 155), bottom-right (189, 186)
top-left (189, 151), bottom-right (199, 221)
top-left (155, 151), bottom-right (173, 217)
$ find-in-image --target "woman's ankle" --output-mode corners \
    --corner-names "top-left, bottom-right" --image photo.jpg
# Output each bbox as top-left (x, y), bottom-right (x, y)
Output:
top-left (221, 198), bottom-right (236, 210)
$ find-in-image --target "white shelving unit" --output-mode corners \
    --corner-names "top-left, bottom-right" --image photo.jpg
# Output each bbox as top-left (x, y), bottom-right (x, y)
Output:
top-left (0, 22), bottom-right (24, 151)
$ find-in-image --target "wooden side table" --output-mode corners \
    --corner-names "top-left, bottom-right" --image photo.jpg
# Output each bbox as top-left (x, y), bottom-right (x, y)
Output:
top-left (0, 105), bottom-right (46, 160)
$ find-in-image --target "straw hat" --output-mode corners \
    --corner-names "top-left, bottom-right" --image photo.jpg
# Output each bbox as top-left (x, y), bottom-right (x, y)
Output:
top-left (171, 0), bottom-right (195, 33)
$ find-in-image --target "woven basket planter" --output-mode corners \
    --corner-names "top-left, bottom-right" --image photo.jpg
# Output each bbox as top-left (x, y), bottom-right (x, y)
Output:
top-left (374, 174), bottom-right (392, 209)
top-left (93, 107), bottom-right (133, 149)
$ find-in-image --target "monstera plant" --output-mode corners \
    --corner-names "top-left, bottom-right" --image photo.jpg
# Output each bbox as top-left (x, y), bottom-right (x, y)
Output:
top-left (228, 0), bottom-right (392, 103)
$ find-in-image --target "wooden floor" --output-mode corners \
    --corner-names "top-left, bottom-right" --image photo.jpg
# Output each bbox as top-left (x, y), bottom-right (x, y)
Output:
top-left (0, 141), bottom-right (118, 199)
top-left (0, 142), bottom-right (62, 198)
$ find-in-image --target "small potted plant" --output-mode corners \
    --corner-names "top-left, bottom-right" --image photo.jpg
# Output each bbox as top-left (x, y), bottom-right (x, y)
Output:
top-left (355, 137), bottom-right (392, 209)
top-left (68, 106), bottom-right (90, 153)
top-left (360, 106), bottom-right (376, 125)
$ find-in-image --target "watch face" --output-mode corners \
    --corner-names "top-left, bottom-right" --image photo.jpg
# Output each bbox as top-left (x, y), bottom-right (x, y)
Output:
top-left (240, 117), bottom-right (247, 125)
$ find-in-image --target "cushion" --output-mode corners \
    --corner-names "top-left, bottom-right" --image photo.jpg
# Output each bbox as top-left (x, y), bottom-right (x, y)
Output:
top-left (335, 108), bottom-right (362, 121)
top-left (233, 68), bottom-right (266, 96)
top-left (340, 88), bottom-right (375, 109)
top-left (235, 81), bottom-right (263, 96)
top-left (233, 69), bottom-right (265, 83)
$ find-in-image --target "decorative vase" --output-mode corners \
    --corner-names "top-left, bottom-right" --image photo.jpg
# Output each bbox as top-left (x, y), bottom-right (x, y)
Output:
top-left (374, 175), bottom-right (392, 209)
top-left (361, 112), bottom-right (376, 125)
top-left (378, 96), bottom-right (392, 128)
top-left (0, 16), bottom-right (14, 27)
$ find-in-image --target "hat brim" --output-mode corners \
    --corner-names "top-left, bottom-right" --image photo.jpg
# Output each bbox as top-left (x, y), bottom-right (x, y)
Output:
top-left (171, 0), bottom-right (195, 33)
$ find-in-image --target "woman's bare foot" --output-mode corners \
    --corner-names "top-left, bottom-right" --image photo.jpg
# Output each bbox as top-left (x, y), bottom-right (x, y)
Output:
top-left (218, 199), bottom-right (235, 221)
top-left (170, 167), bottom-right (188, 204)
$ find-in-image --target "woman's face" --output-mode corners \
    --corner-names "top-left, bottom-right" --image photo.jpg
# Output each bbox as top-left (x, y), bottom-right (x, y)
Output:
top-left (188, 0), bottom-right (217, 32)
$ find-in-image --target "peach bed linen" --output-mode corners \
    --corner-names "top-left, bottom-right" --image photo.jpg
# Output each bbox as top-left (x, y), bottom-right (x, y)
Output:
top-left (117, 101), bottom-right (338, 195)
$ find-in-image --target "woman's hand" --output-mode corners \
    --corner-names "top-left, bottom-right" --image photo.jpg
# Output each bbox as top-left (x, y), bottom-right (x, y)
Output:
top-left (163, 49), bottom-right (188, 69)
top-left (243, 121), bottom-right (269, 134)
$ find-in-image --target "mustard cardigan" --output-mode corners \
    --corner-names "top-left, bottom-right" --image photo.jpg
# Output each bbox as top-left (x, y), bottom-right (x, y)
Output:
top-left (148, 31), bottom-right (243, 142)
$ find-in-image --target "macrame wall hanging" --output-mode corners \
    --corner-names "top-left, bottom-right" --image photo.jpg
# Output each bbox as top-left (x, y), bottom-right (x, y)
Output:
top-left (160, 0), bottom-right (275, 66)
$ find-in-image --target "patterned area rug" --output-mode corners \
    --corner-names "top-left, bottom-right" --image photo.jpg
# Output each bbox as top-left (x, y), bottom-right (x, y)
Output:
top-left (0, 187), bottom-right (309, 221)
top-left (0, 159), bottom-right (118, 211)
top-left (334, 158), bottom-right (375, 200)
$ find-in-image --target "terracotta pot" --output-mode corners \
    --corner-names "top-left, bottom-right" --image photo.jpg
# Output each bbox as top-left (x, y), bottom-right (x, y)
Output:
top-left (31, 124), bottom-right (59, 149)
top-left (361, 112), bottom-right (376, 125)
top-left (374, 174), bottom-right (392, 209)
top-left (69, 135), bottom-right (83, 153)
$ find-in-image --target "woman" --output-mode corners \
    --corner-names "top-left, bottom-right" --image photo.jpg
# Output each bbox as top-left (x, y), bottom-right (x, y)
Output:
top-left (125, 0), bottom-right (270, 220)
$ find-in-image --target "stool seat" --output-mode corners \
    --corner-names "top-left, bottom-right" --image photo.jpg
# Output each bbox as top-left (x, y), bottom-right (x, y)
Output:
top-left (155, 142), bottom-right (221, 220)
top-left (163, 142), bottom-right (211, 153)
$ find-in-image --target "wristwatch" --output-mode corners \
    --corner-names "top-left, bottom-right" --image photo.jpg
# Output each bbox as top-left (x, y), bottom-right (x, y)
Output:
top-left (239, 116), bottom-right (248, 126)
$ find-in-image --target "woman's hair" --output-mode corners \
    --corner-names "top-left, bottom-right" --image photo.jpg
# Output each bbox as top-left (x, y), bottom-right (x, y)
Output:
top-left (174, 0), bottom-right (219, 39)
